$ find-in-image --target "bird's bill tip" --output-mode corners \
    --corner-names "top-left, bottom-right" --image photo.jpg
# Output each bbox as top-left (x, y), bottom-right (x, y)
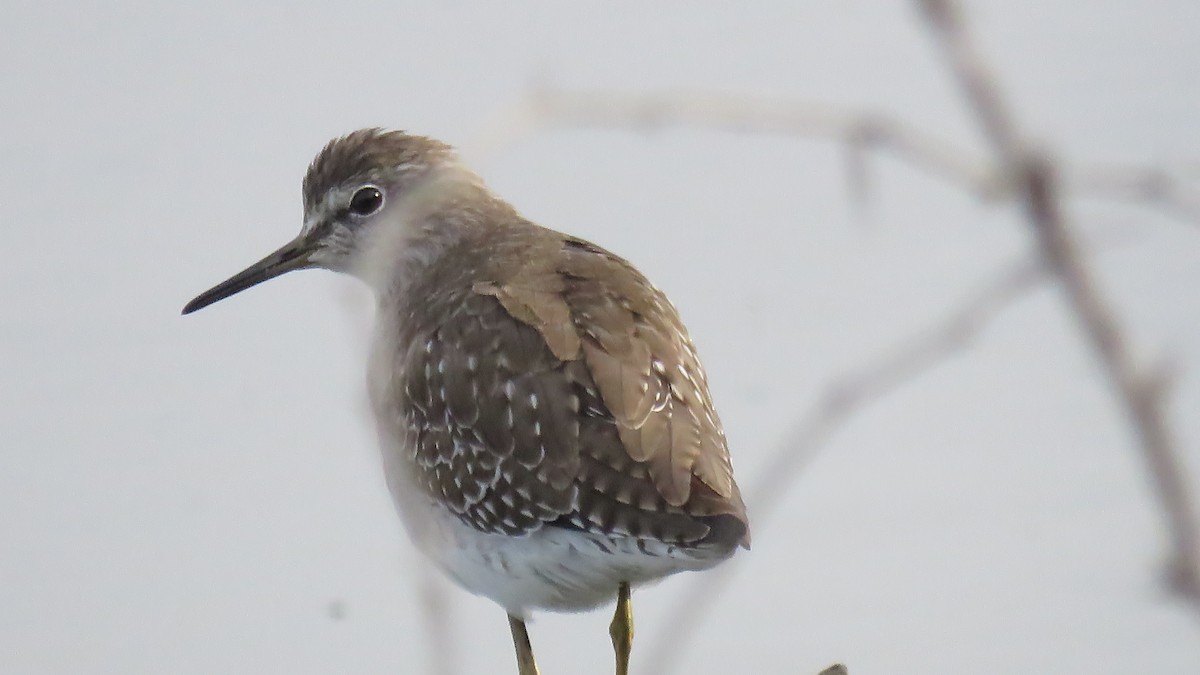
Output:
top-left (181, 235), bottom-right (315, 315)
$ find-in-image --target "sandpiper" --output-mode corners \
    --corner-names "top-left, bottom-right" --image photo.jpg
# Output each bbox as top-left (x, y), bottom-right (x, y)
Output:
top-left (183, 129), bottom-right (750, 674)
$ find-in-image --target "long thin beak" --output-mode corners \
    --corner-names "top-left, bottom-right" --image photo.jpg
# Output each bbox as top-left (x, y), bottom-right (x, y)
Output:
top-left (182, 233), bottom-right (317, 315)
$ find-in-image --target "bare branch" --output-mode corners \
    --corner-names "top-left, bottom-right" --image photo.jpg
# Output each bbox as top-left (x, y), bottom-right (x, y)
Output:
top-left (459, 4), bottom-right (1200, 664)
top-left (416, 562), bottom-right (458, 675)
top-left (917, 0), bottom-right (1200, 610)
top-left (471, 87), bottom-right (1199, 226)
top-left (1068, 165), bottom-right (1200, 225)
top-left (644, 257), bottom-right (1045, 675)
top-left (469, 88), bottom-right (998, 198)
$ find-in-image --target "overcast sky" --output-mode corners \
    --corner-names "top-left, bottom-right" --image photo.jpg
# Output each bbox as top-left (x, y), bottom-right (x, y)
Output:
top-left (2, 2), bottom-right (1198, 674)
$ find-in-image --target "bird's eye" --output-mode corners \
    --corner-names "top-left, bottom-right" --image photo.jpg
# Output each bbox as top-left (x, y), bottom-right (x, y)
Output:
top-left (349, 186), bottom-right (384, 216)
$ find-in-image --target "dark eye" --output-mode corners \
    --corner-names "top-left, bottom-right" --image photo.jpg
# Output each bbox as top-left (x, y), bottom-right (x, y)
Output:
top-left (348, 186), bottom-right (383, 216)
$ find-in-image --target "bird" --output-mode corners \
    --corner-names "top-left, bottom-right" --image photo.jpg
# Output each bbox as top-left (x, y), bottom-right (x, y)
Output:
top-left (183, 129), bottom-right (750, 674)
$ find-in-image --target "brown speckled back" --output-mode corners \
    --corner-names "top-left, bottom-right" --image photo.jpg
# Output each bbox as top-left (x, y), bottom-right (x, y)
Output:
top-left (377, 218), bottom-right (749, 551)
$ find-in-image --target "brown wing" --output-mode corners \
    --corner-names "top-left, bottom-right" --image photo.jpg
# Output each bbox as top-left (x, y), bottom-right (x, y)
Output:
top-left (396, 234), bottom-right (749, 548)
top-left (397, 289), bottom-right (581, 536)
top-left (555, 239), bottom-right (743, 514)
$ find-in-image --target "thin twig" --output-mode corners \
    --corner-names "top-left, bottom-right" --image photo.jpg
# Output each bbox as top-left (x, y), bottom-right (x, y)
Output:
top-left (416, 562), bottom-right (457, 675)
top-left (470, 88), bottom-right (997, 197)
top-left (1069, 165), bottom-right (1200, 225)
top-left (917, 0), bottom-right (1200, 609)
top-left (470, 87), bottom-right (1199, 226)
top-left (458, 4), bottom-right (1200, 662)
top-left (645, 258), bottom-right (1045, 674)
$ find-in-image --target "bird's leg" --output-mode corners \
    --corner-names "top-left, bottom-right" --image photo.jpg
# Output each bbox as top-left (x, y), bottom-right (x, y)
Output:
top-left (609, 581), bottom-right (634, 675)
top-left (507, 613), bottom-right (541, 675)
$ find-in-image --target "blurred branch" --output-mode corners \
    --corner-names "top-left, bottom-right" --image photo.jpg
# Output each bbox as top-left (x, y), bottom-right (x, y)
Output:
top-left (465, 2), bottom-right (1200, 668)
top-left (472, 88), bottom-right (995, 198)
top-left (645, 256), bottom-right (1045, 675)
top-left (416, 561), bottom-right (457, 675)
top-left (917, 0), bottom-right (1200, 609)
top-left (471, 87), bottom-right (1200, 226)
top-left (1069, 164), bottom-right (1200, 225)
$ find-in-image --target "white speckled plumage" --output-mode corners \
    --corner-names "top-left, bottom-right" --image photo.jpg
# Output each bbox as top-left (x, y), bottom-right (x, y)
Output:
top-left (370, 276), bottom-right (739, 617)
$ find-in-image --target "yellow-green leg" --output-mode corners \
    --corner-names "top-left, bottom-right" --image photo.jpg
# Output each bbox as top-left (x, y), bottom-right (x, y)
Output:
top-left (508, 613), bottom-right (541, 675)
top-left (609, 582), bottom-right (633, 675)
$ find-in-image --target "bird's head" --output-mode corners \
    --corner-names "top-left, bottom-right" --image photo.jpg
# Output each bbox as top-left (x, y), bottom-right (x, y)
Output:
top-left (183, 128), bottom-right (466, 315)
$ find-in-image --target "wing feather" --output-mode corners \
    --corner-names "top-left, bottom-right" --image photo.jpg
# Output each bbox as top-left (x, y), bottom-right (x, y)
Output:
top-left (383, 233), bottom-right (748, 547)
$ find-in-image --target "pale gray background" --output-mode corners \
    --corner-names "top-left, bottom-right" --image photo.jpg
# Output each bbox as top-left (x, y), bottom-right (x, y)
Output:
top-left (2, 1), bottom-right (1198, 673)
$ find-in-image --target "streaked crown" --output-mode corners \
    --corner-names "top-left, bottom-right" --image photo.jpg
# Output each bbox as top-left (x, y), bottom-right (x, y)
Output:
top-left (302, 128), bottom-right (455, 213)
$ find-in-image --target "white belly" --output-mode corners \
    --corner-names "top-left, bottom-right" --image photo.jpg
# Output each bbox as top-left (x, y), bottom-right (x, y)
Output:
top-left (379, 444), bottom-right (732, 617)
top-left (404, 494), bottom-right (730, 617)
